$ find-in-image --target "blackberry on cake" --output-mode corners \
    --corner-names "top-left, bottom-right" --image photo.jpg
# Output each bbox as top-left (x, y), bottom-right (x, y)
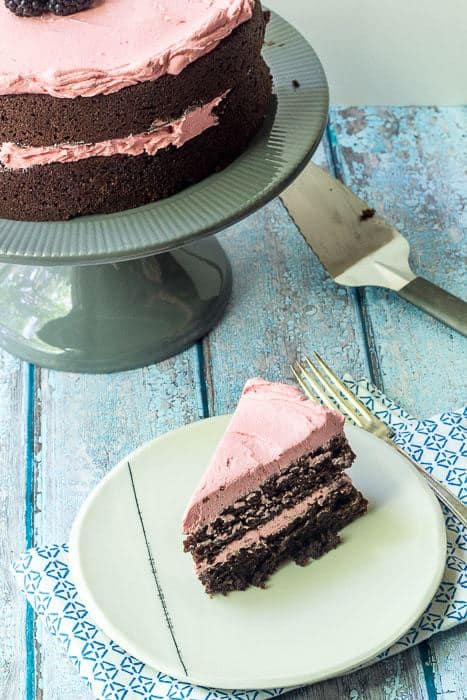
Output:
top-left (0, 0), bottom-right (272, 220)
top-left (5, 0), bottom-right (46, 16)
top-left (5, 0), bottom-right (91, 15)
top-left (48, 0), bottom-right (92, 15)
top-left (183, 379), bottom-right (368, 595)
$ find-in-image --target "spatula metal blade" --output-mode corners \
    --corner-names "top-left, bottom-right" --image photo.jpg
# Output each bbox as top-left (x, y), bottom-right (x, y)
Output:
top-left (280, 162), bottom-right (416, 291)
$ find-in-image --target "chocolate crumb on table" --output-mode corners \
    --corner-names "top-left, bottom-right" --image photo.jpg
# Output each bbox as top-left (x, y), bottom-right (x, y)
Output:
top-left (360, 207), bottom-right (376, 221)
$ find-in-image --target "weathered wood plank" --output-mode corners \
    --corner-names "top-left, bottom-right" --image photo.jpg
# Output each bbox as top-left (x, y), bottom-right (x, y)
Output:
top-left (426, 628), bottom-right (467, 699)
top-left (285, 652), bottom-right (429, 700)
top-left (0, 353), bottom-right (28, 700)
top-left (32, 349), bottom-right (204, 700)
top-left (204, 139), bottom-right (429, 699)
top-left (204, 143), bottom-right (370, 414)
top-left (328, 106), bottom-right (467, 419)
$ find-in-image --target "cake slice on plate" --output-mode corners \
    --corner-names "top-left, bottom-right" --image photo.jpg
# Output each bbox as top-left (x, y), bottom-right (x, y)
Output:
top-left (183, 378), bottom-right (368, 594)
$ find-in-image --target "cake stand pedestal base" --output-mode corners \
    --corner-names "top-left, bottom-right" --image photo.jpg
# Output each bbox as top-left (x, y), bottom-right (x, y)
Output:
top-left (0, 237), bottom-right (231, 373)
top-left (0, 14), bottom-right (329, 374)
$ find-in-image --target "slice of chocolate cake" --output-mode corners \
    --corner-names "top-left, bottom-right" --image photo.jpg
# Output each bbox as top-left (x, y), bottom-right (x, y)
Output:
top-left (183, 378), bottom-right (368, 595)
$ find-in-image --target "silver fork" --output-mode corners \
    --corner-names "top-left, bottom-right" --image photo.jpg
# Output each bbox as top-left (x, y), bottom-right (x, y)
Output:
top-left (291, 353), bottom-right (467, 527)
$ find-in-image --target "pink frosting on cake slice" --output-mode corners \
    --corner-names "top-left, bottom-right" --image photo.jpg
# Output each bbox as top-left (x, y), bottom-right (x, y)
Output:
top-left (0, 0), bottom-right (254, 98)
top-left (182, 378), bottom-right (345, 533)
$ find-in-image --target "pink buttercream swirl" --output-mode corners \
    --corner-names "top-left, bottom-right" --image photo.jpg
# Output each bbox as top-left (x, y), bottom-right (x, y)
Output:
top-left (0, 0), bottom-right (255, 98)
top-left (183, 378), bottom-right (345, 533)
top-left (0, 93), bottom-right (227, 170)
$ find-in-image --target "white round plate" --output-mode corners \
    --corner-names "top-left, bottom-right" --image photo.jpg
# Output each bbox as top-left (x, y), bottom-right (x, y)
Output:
top-left (69, 417), bottom-right (446, 690)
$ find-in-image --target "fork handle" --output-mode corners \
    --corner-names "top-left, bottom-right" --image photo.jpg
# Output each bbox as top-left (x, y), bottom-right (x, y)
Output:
top-left (397, 277), bottom-right (467, 337)
top-left (393, 444), bottom-right (467, 526)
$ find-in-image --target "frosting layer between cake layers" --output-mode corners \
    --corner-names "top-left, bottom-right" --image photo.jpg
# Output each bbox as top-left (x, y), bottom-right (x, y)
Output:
top-left (183, 378), bottom-right (345, 532)
top-left (0, 56), bottom-right (272, 221)
top-left (195, 474), bottom-right (352, 575)
top-left (0, 93), bottom-right (227, 170)
top-left (0, 0), bottom-right (255, 98)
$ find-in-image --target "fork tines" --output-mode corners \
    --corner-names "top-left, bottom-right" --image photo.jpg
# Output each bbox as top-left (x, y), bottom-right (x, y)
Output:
top-left (291, 353), bottom-right (386, 434)
top-left (292, 354), bottom-right (467, 526)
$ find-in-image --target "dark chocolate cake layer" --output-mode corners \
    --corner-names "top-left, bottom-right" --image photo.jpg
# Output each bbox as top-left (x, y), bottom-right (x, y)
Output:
top-left (201, 530), bottom-right (342, 595)
top-left (0, 58), bottom-right (272, 221)
top-left (185, 434), bottom-right (355, 564)
top-left (199, 486), bottom-right (368, 595)
top-left (0, 2), bottom-right (267, 148)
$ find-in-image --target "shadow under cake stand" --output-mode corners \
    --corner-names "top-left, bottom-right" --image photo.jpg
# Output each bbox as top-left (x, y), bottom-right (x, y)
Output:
top-left (0, 14), bottom-right (328, 373)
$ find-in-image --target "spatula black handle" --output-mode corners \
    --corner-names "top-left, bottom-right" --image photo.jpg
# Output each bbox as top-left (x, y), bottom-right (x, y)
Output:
top-left (398, 277), bottom-right (467, 337)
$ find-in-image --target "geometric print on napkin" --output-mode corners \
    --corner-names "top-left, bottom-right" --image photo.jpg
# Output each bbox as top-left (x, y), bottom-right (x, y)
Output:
top-left (14, 545), bottom-right (285, 700)
top-left (13, 379), bottom-right (467, 699)
top-left (343, 378), bottom-right (466, 656)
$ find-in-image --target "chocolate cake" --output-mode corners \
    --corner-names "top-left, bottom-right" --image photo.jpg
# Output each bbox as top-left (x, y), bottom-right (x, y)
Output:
top-left (183, 379), bottom-right (368, 595)
top-left (0, 0), bottom-right (272, 221)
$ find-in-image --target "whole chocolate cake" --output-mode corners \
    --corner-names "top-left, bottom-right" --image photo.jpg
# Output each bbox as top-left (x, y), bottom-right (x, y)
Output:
top-left (0, 0), bottom-right (272, 221)
top-left (183, 379), bottom-right (368, 595)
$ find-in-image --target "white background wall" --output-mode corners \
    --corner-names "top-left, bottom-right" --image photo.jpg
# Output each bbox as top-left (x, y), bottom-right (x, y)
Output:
top-left (266, 0), bottom-right (467, 105)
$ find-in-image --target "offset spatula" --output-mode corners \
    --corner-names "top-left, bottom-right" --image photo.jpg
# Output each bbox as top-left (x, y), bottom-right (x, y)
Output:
top-left (280, 162), bottom-right (467, 336)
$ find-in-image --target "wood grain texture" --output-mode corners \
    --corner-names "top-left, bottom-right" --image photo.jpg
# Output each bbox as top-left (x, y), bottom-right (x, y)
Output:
top-left (426, 628), bottom-right (467, 700)
top-left (32, 351), bottom-right (204, 699)
top-left (0, 353), bottom-right (28, 700)
top-left (328, 106), bottom-right (467, 419)
top-left (284, 653), bottom-right (429, 700)
top-left (205, 143), bottom-right (370, 415)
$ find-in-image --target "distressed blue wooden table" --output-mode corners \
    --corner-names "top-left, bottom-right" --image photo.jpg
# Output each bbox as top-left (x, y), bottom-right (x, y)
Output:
top-left (0, 107), bottom-right (466, 700)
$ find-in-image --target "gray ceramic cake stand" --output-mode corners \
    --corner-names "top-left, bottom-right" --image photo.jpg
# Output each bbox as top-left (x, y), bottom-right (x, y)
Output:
top-left (0, 13), bottom-right (328, 373)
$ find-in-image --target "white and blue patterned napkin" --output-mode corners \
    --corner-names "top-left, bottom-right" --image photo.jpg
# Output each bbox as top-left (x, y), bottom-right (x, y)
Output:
top-left (13, 380), bottom-right (466, 700)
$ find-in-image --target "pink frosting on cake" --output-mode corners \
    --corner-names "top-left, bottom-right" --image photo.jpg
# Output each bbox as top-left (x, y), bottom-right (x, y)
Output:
top-left (195, 475), bottom-right (351, 575)
top-left (0, 92), bottom-right (226, 170)
top-left (183, 378), bottom-right (345, 533)
top-left (0, 0), bottom-right (255, 98)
